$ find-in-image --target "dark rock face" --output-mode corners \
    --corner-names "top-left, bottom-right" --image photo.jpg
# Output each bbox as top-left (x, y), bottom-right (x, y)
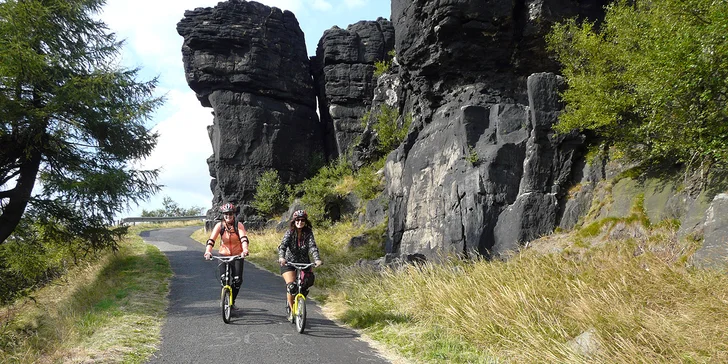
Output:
top-left (493, 73), bottom-right (586, 258)
top-left (177, 0), bottom-right (325, 215)
top-left (392, 0), bottom-right (607, 79)
top-left (177, 0), bottom-right (727, 268)
top-left (384, 0), bottom-right (607, 258)
top-left (311, 19), bottom-right (396, 160)
top-left (177, 0), bottom-right (610, 259)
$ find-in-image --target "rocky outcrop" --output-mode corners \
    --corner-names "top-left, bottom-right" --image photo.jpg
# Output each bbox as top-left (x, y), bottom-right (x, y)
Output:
top-left (691, 193), bottom-right (728, 269)
top-left (311, 19), bottom-right (395, 161)
top-left (492, 73), bottom-right (586, 258)
top-left (177, 0), bottom-right (728, 268)
top-left (384, 0), bottom-right (608, 259)
top-left (177, 0), bottom-right (325, 216)
top-left (564, 171), bottom-right (728, 269)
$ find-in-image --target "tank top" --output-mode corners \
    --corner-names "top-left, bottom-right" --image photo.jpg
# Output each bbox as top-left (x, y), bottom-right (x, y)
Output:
top-left (219, 222), bottom-right (243, 256)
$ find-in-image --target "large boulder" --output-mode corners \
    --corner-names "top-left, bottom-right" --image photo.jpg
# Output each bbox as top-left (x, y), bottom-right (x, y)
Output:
top-left (177, 0), bottom-right (325, 216)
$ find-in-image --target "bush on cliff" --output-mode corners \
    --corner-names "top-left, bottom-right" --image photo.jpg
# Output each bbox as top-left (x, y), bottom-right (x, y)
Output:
top-left (373, 105), bottom-right (411, 154)
top-left (547, 0), bottom-right (728, 172)
top-left (251, 170), bottom-right (289, 217)
top-left (293, 158), bottom-right (352, 226)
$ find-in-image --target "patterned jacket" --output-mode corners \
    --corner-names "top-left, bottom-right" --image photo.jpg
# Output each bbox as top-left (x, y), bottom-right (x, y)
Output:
top-left (278, 228), bottom-right (321, 264)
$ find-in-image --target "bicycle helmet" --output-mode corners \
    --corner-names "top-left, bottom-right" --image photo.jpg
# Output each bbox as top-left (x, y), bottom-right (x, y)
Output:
top-left (220, 203), bottom-right (236, 214)
top-left (292, 209), bottom-right (307, 220)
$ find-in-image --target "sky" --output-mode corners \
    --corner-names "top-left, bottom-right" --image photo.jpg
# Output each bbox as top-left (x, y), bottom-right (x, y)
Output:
top-left (99, 0), bottom-right (391, 218)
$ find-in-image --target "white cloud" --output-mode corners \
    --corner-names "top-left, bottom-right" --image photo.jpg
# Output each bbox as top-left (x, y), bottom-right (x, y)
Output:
top-left (125, 89), bottom-right (214, 216)
top-left (311, 0), bottom-right (333, 11)
top-left (144, 90), bottom-right (213, 187)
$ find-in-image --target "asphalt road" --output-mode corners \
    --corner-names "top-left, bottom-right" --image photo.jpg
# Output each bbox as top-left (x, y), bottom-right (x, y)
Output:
top-left (142, 226), bottom-right (391, 364)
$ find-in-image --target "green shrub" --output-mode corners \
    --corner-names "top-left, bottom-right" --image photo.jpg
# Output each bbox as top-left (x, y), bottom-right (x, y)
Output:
top-left (353, 157), bottom-right (386, 201)
top-left (373, 49), bottom-right (396, 77)
top-left (547, 0), bottom-right (728, 171)
top-left (0, 216), bottom-right (100, 305)
top-left (373, 60), bottom-right (390, 77)
top-left (466, 146), bottom-right (479, 165)
top-left (373, 105), bottom-right (410, 154)
top-left (295, 158), bottom-right (353, 226)
top-left (252, 169), bottom-right (288, 216)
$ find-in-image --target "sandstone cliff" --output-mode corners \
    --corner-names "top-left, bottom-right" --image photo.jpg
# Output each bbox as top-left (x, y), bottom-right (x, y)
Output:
top-left (177, 0), bottom-right (324, 220)
top-left (178, 0), bottom-right (727, 266)
top-left (383, 0), bottom-right (606, 258)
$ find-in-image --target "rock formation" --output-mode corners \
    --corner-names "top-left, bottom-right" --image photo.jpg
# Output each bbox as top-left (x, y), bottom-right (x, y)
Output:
top-left (310, 18), bottom-right (395, 161)
top-left (179, 0), bottom-right (728, 268)
top-left (177, 0), bottom-right (325, 219)
top-left (385, 0), bottom-right (608, 259)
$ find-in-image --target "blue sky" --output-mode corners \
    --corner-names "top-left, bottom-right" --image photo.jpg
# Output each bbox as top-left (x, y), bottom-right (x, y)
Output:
top-left (100, 0), bottom-right (391, 217)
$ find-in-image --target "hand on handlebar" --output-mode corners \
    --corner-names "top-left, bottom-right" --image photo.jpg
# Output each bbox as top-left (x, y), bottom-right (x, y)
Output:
top-left (315, 260), bottom-right (323, 267)
top-left (241, 249), bottom-right (249, 257)
top-left (279, 258), bottom-right (286, 266)
top-left (204, 251), bottom-right (212, 260)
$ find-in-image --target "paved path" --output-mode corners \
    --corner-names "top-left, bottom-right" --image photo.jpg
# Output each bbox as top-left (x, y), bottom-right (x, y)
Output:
top-left (142, 226), bottom-right (390, 364)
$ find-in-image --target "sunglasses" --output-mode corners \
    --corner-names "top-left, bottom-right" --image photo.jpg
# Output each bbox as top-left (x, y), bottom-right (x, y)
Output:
top-left (295, 218), bottom-right (305, 222)
top-left (223, 213), bottom-right (235, 216)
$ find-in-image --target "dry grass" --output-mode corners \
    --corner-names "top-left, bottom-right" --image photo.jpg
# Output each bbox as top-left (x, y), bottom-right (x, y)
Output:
top-left (6, 213), bottom-right (725, 364)
top-left (329, 222), bottom-right (728, 363)
top-left (0, 221), bottom-right (196, 363)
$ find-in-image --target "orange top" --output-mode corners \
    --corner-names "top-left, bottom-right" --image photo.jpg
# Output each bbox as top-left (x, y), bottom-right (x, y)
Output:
top-left (217, 221), bottom-right (248, 256)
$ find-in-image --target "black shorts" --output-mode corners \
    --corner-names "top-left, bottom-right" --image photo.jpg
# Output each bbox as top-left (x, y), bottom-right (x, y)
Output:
top-left (280, 265), bottom-right (296, 275)
top-left (280, 264), bottom-right (312, 275)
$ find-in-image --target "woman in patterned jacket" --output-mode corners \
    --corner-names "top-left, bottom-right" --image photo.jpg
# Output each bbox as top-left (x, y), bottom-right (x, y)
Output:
top-left (278, 209), bottom-right (322, 321)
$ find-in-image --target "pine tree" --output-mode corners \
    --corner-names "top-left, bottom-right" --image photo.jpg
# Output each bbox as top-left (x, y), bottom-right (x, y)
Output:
top-left (0, 0), bottom-right (163, 249)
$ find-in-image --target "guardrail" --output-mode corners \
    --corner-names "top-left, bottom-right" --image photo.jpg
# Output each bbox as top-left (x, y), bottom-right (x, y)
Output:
top-left (121, 215), bottom-right (207, 225)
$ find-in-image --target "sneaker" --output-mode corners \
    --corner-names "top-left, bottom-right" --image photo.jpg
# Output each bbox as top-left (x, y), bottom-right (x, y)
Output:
top-left (286, 305), bottom-right (293, 322)
top-left (231, 303), bottom-right (240, 311)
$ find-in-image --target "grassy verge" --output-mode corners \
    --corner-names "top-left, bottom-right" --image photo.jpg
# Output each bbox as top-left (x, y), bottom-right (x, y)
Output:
top-left (6, 215), bottom-right (726, 363)
top-left (328, 224), bottom-right (728, 363)
top-left (0, 221), bottom-right (197, 363)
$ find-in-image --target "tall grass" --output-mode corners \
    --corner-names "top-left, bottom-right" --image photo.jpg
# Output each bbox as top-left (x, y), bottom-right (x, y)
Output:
top-left (329, 225), bottom-right (728, 363)
top-left (215, 216), bottom-right (728, 362)
top-left (6, 211), bottom-right (722, 363)
top-left (0, 221), bottom-right (190, 363)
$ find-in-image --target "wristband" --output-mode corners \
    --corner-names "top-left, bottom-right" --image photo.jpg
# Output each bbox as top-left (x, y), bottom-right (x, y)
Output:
top-left (241, 236), bottom-right (249, 243)
top-left (206, 239), bottom-right (215, 246)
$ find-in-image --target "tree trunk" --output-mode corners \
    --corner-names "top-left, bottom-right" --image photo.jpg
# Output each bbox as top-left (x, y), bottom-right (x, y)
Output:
top-left (0, 149), bottom-right (41, 244)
